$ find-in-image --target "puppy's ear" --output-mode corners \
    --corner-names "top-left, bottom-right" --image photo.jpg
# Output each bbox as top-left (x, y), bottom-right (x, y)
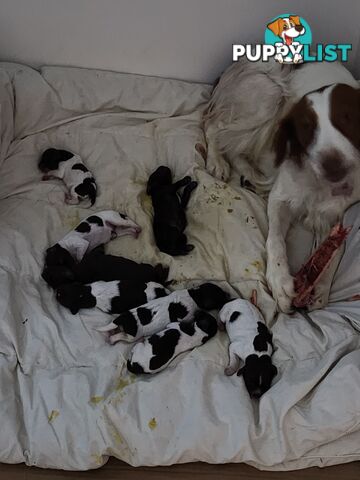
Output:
top-left (289, 15), bottom-right (301, 26)
top-left (267, 18), bottom-right (282, 37)
top-left (271, 364), bottom-right (278, 377)
top-left (273, 116), bottom-right (294, 167)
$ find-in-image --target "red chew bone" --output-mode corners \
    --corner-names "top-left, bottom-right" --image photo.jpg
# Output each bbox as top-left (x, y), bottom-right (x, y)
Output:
top-left (292, 223), bottom-right (351, 308)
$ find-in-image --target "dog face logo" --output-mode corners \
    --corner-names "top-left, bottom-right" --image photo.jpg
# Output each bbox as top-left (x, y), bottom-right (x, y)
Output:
top-left (265, 14), bottom-right (310, 64)
top-left (267, 16), bottom-right (305, 46)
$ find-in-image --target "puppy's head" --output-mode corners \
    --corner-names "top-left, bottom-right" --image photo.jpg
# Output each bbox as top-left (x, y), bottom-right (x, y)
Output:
top-left (274, 84), bottom-right (360, 197)
top-left (56, 282), bottom-right (96, 314)
top-left (45, 244), bottom-right (76, 269)
top-left (147, 166), bottom-right (172, 195)
top-left (189, 283), bottom-right (230, 310)
top-left (42, 265), bottom-right (76, 289)
top-left (194, 310), bottom-right (218, 340)
top-left (238, 354), bottom-right (277, 399)
top-left (38, 148), bottom-right (74, 173)
top-left (267, 16), bottom-right (305, 43)
top-left (110, 213), bottom-right (142, 239)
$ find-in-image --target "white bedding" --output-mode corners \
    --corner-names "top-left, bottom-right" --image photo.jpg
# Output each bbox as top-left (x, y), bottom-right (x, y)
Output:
top-left (0, 62), bottom-right (359, 471)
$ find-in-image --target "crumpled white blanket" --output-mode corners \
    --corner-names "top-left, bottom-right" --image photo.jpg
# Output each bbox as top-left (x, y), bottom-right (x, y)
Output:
top-left (0, 62), bottom-right (359, 471)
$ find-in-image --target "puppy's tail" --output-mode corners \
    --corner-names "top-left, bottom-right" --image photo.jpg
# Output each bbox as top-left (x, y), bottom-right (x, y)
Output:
top-left (154, 263), bottom-right (170, 285)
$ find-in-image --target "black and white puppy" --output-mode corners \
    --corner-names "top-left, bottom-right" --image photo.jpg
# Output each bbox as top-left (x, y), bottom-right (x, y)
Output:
top-left (42, 245), bottom-right (169, 289)
top-left (98, 283), bottom-right (229, 344)
top-left (219, 299), bottom-right (277, 398)
top-left (56, 280), bottom-right (170, 315)
top-left (39, 148), bottom-right (97, 206)
top-left (44, 210), bottom-right (141, 272)
top-left (147, 166), bottom-right (197, 256)
top-left (127, 310), bottom-right (218, 374)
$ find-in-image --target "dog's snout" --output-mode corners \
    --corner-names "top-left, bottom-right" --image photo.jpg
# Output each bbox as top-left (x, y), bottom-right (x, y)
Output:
top-left (321, 152), bottom-right (349, 183)
top-left (295, 25), bottom-right (304, 32)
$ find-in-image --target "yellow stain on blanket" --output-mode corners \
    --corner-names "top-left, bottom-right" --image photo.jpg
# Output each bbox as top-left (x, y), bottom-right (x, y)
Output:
top-left (116, 373), bottom-right (136, 391)
top-left (148, 418), bottom-right (157, 430)
top-left (64, 210), bottom-right (81, 230)
top-left (48, 410), bottom-right (59, 423)
top-left (90, 396), bottom-right (104, 405)
top-left (111, 427), bottom-right (124, 445)
top-left (251, 260), bottom-right (263, 272)
top-left (91, 453), bottom-right (103, 466)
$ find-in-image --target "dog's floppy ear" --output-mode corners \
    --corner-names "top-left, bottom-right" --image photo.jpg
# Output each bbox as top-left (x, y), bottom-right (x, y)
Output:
top-left (267, 18), bottom-right (283, 37)
top-left (289, 15), bottom-right (301, 26)
top-left (273, 116), bottom-right (294, 166)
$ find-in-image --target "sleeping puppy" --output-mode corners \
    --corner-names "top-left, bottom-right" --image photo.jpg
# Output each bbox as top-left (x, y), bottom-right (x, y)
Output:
top-left (147, 166), bottom-right (197, 256)
top-left (56, 280), bottom-right (170, 315)
top-left (44, 210), bottom-right (141, 271)
top-left (42, 245), bottom-right (169, 289)
top-left (127, 310), bottom-right (218, 374)
top-left (219, 299), bottom-right (277, 398)
top-left (39, 148), bottom-right (97, 206)
top-left (98, 283), bottom-right (229, 344)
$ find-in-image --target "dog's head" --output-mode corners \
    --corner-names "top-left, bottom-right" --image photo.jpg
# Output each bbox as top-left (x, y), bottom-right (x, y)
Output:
top-left (38, 148), bottom-right (74, 173)
top-left (267, 16), bottom-right (305, 45)
top-left (110, 213), bottom-right (142, 239)
top-left (42, 265), bottom-right (76, 289)
top-left (147, 166), bottom-right (172, 195)
top-left (189, 283), bottom-right (230, 310)
top-left (238, 354), bottom-right (278, 398)
top-left (274, 84), bottom-right (360, 197)
top-left (45, 244), bottom-right (76, 269)
top-left (56, 282), bottom-right (96, 314)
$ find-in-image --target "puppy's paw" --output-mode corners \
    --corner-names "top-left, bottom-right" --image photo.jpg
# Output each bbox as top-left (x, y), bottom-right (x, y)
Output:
top-left (224, 366), bottom-right (237, 376)
top-left (267, 266), bottom-right (295, 313)
top-left (206, 153), bottom-right (231, 182)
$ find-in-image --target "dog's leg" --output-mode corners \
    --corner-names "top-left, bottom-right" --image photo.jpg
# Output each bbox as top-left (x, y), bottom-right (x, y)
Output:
top-left (224, 346), bottom-right (241, 376)
top-left (181, 181), bottom-right (198, 208)
top-left (266, 194), bottom-right (296, 313)
top-left (204, 123), bottom-right (231, 181)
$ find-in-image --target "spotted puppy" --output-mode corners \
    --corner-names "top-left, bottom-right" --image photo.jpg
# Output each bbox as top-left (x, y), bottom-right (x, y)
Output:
top-left (99, 283), bottom-right (229, 344)
top-left (44, 210), bottom-right (141, 272)
top-left (39, 148), bottom-right (97, 206)
top-left (219, 299), bottom-right (277, 398)
top-left (56, 280), bottom-right (170, 315)
top-left (127, 310), bottom-right (218, 374)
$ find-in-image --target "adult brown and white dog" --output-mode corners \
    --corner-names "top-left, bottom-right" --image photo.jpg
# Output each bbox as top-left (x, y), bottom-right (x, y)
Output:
top-left (204, 60), bottom-right (360, 312)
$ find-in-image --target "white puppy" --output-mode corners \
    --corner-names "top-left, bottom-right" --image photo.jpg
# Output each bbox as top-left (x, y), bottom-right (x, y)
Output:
top-left (219, 299), bottom-right (277, 398)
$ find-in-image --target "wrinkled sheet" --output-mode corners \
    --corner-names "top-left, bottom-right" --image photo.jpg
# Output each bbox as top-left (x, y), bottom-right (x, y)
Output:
top-left (0, 63), bottom-right (359, 471)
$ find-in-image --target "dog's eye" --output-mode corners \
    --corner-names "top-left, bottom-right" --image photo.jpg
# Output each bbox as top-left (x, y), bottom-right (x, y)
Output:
top-left (290, 22), bottom-right (295, 27)
top-left (283, 24), bottom-right (288, 30)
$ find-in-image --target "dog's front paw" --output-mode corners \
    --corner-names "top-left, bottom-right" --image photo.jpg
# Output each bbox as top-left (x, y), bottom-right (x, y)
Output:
top-left (266, 265), bottom-right (295, 313)
top-left (206, 153), bottom-right (231, 181)
top-left (275, 53), bottom-right (284, 64)
top-left (293, 53), bottom-right (303, 64)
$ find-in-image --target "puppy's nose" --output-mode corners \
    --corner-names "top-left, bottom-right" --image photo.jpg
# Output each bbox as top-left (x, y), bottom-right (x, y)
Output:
top-left (295, 25), bottom-right (303, 32)
top-left (251, 390), bottom-right (262, 399)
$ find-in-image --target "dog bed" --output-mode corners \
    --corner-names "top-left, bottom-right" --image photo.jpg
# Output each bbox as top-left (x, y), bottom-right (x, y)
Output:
top-left (0, 62), bottom-right (359, 471)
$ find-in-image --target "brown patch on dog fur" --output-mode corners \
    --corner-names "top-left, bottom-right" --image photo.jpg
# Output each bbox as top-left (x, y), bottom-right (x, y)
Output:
top-left (274, 97), bottom-right (317, 167)
top-left (321, 149), bottom-right (349, 183)
top-left (331, 84), bottom-right (360, 151)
